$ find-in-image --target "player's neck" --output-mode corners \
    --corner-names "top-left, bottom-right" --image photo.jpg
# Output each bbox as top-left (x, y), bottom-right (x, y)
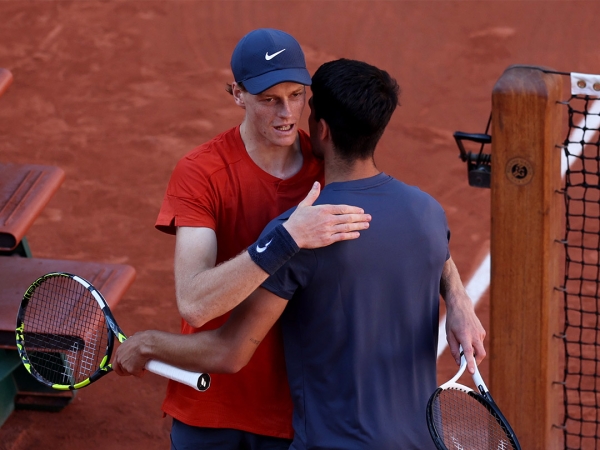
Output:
top-left (324, 155), bottom-right (379, 185)
top-left (240, 122), bottom-right (304, 180)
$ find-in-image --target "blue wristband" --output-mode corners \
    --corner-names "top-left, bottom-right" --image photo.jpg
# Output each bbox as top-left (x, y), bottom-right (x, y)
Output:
top-left (248, 224), bottom-right (300, 275)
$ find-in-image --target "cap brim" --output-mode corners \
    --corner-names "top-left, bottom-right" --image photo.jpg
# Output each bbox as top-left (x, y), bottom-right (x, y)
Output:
top-left (242, 68), bottom-right (312, 95)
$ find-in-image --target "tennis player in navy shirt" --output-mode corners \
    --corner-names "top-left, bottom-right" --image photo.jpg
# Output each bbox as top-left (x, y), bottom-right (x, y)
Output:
top-left (260, 173), bottom-right (449, 449)
top-left (115, 58), bottom-right (486, 449)
top-left (257, 60), bottom-right (450, 448)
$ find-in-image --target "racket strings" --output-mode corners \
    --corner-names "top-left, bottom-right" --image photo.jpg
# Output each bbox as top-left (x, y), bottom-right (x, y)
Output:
top-left (22, 276), bottom-right (109, 385)
top-left (431, 388), bottom-right (516, 450)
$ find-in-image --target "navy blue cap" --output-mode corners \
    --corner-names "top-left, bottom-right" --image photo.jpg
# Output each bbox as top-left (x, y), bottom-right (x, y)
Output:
top-left (231, 29), bottom-right (311, 95)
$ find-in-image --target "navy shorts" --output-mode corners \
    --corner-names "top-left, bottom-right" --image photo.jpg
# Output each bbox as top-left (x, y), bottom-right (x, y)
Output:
top-left (170, 419), bottom-right (292, 450)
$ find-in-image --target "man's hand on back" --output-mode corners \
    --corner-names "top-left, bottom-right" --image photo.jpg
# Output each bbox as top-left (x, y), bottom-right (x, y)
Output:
top-left (283, 182), bottom-right (371, 249)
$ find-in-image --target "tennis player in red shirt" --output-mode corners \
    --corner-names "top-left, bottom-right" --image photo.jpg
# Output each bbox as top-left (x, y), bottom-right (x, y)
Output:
top-left (153, 28), bottom-right (371, 449)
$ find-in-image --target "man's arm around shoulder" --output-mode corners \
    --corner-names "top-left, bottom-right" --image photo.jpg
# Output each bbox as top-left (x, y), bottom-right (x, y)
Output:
top-left (175, 182), bottom-right (371, 327)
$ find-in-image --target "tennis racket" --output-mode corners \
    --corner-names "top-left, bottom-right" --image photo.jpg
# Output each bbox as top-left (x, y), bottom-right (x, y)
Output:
top-left (426, 349), bottom-right (521, 450)
top-left (15, 272), bottom-right (211, 392)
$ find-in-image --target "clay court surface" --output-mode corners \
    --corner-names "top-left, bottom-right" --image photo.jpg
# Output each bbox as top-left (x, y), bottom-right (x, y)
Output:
top-left (1, 1), bottom-right (600, 449)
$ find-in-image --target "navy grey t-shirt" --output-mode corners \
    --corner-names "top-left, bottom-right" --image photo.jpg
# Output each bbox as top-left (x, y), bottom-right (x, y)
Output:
top-left (261, 173), bottom-right (449, 450)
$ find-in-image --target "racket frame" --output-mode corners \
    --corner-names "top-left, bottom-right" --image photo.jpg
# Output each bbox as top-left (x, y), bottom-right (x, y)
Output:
top-left (426, 352), bottom-right (521, 450)
top-left (15, 272), bottom-right (107, 390)
top-left (16, 272), bottom-right (210, 392)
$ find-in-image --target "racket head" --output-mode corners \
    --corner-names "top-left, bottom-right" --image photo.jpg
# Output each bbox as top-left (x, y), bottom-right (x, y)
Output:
top-left (426, 382), bottom-right (521, 450)
top-left (15, 272), bottom-right (114, 390)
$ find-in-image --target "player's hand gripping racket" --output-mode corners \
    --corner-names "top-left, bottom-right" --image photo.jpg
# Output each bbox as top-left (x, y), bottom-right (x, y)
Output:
top-left (426, 349), bottom-right (521, 450)
top-left (15, 272), bottom-right (211, 392)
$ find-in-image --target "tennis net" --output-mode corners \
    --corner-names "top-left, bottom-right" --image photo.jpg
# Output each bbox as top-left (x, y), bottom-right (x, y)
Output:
top-left (560, 73), bottom-right (600, 450)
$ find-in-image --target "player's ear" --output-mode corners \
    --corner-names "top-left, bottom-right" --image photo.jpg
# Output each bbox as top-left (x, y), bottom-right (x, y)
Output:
top-left (318, 118), bottom-right (330, 143)
top-left (232, 82), bottom-right (246, 109)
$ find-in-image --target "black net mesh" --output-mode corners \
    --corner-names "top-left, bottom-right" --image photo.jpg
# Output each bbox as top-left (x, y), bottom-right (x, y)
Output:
top-left (561, 94), bottom-right (600, 449)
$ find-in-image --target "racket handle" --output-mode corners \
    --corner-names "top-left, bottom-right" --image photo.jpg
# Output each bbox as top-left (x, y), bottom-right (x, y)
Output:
top-left (145, 359), bottom-right (211, 392)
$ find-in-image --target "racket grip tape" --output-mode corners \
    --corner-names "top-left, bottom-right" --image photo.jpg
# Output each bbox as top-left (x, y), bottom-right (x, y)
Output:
top-left (145, 360), bottom-right (211, 392)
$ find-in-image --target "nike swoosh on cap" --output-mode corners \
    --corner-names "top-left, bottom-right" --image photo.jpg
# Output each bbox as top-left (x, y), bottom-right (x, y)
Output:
top-left (265, 49), bottom-right (286, 61)
top-left (256, 238), bottom-right (273, 253)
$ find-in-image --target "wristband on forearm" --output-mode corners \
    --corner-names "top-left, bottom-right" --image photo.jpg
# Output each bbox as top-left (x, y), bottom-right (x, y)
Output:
top-left (248, 224), bottom-right (300, 275)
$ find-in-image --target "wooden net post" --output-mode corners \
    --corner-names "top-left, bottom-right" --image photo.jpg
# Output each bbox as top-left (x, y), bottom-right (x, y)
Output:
top-left (490, 65), bottom-right (564, 449)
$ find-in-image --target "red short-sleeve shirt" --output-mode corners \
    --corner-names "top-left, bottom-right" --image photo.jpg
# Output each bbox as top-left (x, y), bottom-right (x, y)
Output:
top-left (156, 126), bottom-right (323, 438)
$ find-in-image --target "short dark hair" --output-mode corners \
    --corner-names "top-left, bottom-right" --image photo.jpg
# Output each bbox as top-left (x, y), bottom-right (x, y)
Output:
top-left (311, 59), bottom-right (399, 161)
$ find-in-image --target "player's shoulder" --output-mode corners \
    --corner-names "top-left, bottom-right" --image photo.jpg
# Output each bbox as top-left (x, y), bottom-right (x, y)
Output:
top-left (390, 177), bottom-right (445, 210)
top-left (175, 127), bottom-right (243, 176)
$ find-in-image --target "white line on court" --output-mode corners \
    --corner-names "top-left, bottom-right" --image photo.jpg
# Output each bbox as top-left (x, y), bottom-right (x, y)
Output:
top-left (437, 98), bottom-right (600, 360)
